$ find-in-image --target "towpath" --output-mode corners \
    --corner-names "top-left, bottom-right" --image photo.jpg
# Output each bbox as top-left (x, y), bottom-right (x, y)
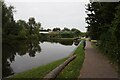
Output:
top-left (78, 41), bottom-right (118, 78)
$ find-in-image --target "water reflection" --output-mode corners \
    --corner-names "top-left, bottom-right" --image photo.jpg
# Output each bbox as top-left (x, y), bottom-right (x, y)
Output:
top-left (2, 39), bottom-right (80, 78)
top-left (74, 40), bottom-right (80, 46)
top-left (2, 39), bottom-right (41, 78)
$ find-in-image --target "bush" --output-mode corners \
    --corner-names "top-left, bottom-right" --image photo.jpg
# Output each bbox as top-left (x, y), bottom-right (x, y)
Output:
top-left (60, 32), bottom-right (74, 38)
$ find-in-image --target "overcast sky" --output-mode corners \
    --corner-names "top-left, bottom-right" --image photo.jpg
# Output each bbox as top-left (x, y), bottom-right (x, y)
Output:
top-left (5, 0), bottom-right (90, 32)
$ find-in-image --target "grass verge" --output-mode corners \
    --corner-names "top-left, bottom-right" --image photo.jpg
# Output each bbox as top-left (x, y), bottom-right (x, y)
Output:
top-left (9, 40), bottom-right (84, 79)
top-left (56, 40), bottom-right (85, 78)
top-left (10, 58), bottom-right (67, 79)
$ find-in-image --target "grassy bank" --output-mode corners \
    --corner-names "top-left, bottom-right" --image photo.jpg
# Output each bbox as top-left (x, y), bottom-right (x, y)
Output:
top-left (10, 40), bottom-right (84, 79)
top-left (10, 58), bottom-right (67, 79)
top-left (56, 40), bottom-right (85, 78)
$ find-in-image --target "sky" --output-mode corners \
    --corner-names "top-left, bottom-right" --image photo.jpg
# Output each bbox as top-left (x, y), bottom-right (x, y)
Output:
top-left (5, 0), bottom-right (90, 32)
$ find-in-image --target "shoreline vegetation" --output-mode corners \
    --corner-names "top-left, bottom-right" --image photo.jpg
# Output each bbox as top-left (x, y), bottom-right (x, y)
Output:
top-left (56, 40), bottom-right (84, 78)
top-left (86, 2), bottom-right (119, 67)
top-left (9, 40), bottom-right (85, 79)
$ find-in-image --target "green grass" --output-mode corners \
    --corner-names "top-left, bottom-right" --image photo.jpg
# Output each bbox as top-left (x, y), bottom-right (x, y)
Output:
top-left (91, 42), bottom-right (98, 48)
top-left (10, 58), bottom-right (67, 79)
top-left (56, 41), bottom-right (85, 78)
top-left (10, 40), bottom-right (84, 79)
top-left (90, 40), bottom-right (97, 43)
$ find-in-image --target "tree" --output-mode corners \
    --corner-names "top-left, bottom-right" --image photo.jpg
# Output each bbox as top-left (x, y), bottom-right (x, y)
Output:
top-left (53, 27), bottom-right (61, 31)
top-left (28, 17), bottom-right (36, 35)
top-left (27, 17), bottom-right (41, 39)
top-left (47, 28), bottom-right (51, 31)
top-left (60, 32), bottom-right (74, 38)
top-left (37, 22), bottom-right (41, 29)
top-left (62, 27), bottom-right (70, 31)
top-left (34, 22), bottom-right (41, 38)
top-left (85, 2), bottom-right (120, 63)
top-left (17, 20), bottom-right (29, 29)
top-left (85, 2), bottom-right (118, 40)
top-left (71, 28), bottom-right (81, 36)
top-left (16, 20), bottom-right (28, 38)
top-left (2, 2), bottom-right (19, 39)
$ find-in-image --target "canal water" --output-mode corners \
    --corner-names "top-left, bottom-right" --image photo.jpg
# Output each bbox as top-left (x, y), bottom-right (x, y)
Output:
top-left (2, 39), bottom-right (80, 78)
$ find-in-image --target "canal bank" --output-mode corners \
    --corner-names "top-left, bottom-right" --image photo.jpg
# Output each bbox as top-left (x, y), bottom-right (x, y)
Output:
top-left (3, 38), bottom-right (78, 78)
top-left (8, 40), bottom-right (85, 79)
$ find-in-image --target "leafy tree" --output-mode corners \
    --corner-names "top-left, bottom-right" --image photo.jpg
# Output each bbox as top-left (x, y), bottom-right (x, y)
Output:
top-left (85, 2), bottom-right (120, 64)
top-left (34, 23), bottom-right (41, 38)
top-left (62, 27), bottom-right (70, 31)
top-left (86, 2), bottom-right (118, 40)
top-left (17, 20), bottom-right (29, 29)
top-left (28, 17), bottom-right (36, 35)
top-left (27, 17), bottom-right (41, 39)
top-left (2, 2), bottom-right (19, 39)
top-left (60, 32), bottom-right (74, 38)
top-left (53, 27), bottom-right (61, 31)
top-left (17, 20), bottom-right (29, 38)
top-left (47, 28), bottom-right (51, 31)
top-left (2, 2), bottom-right (41, 40)
top-left (71, 28), bottom-right (81, 36)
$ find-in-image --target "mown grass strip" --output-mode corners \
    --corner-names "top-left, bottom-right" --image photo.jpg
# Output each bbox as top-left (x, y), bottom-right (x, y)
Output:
top-left (56, 40), bottom-right (85, 78)
top-left (9, 40), bottom-right (84, 79)
top-left (10, 58), bottom-right (67, 79)
top-left (43, 55), bottom-right (76, 79)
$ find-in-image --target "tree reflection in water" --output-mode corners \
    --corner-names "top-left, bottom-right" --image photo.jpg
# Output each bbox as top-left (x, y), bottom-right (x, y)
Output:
top-left (2, 38), bottom-right (80, 78)
top-left (2, 39), bottom-right (41, 78)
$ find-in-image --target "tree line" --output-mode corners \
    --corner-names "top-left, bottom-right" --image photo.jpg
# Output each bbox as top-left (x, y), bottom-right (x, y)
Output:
top-left (51, 27), bottom-right (82, 38)
top-left (86, 2), bottom-right (120, 64)
top-left (2, 2), bottom-right (84, 41)
top-left (40, 27), bottom-right (83, 39)
top-left (2, 2), bottom-right (41, 40)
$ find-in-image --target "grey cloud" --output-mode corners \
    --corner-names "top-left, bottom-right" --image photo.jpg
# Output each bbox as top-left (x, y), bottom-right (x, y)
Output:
top-left (6, 2), bottom-right (87, 32)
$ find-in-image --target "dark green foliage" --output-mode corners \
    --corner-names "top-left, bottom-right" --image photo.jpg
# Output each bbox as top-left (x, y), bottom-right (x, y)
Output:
top-left (86, 2), bottom-right (120, 64)
top-left (2, 39), bottom-right (41, 77)
top-left (2, 2), bottom-right (41, 40)
top-left (71, 28), bottom-right (81, 37)
top-left (62, 27), bottom-right (70, 31)
top-left (43, 28), bottom-right (82, 39)
top-left (47, 28), bottom-right (51, 31)
top-left (2, 2), bottom-right (19, 39)
top-left (60, 32), bottom-right (74, 38)
top-left (17, 20), bottom-right (28, 39)
top-left (53, 27), bottom-right (61, 31)
top-left (86, 2), bottom-right (118, 40)
top-left (59, 39), bottom-right (73, 45)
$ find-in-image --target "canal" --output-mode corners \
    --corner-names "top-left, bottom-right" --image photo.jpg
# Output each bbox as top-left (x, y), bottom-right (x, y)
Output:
top-left (2, 39), bottom-right (80, 77)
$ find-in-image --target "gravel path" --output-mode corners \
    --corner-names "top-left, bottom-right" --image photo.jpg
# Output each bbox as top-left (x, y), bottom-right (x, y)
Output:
top-left (78, 41), bottom-right (118, 78)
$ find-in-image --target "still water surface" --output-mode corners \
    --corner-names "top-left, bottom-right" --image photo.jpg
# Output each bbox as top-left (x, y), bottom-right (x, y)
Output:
top-left (10, 42), bottom-right (76, 73)
top-left (3, 39), bottom-right (80, 77)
